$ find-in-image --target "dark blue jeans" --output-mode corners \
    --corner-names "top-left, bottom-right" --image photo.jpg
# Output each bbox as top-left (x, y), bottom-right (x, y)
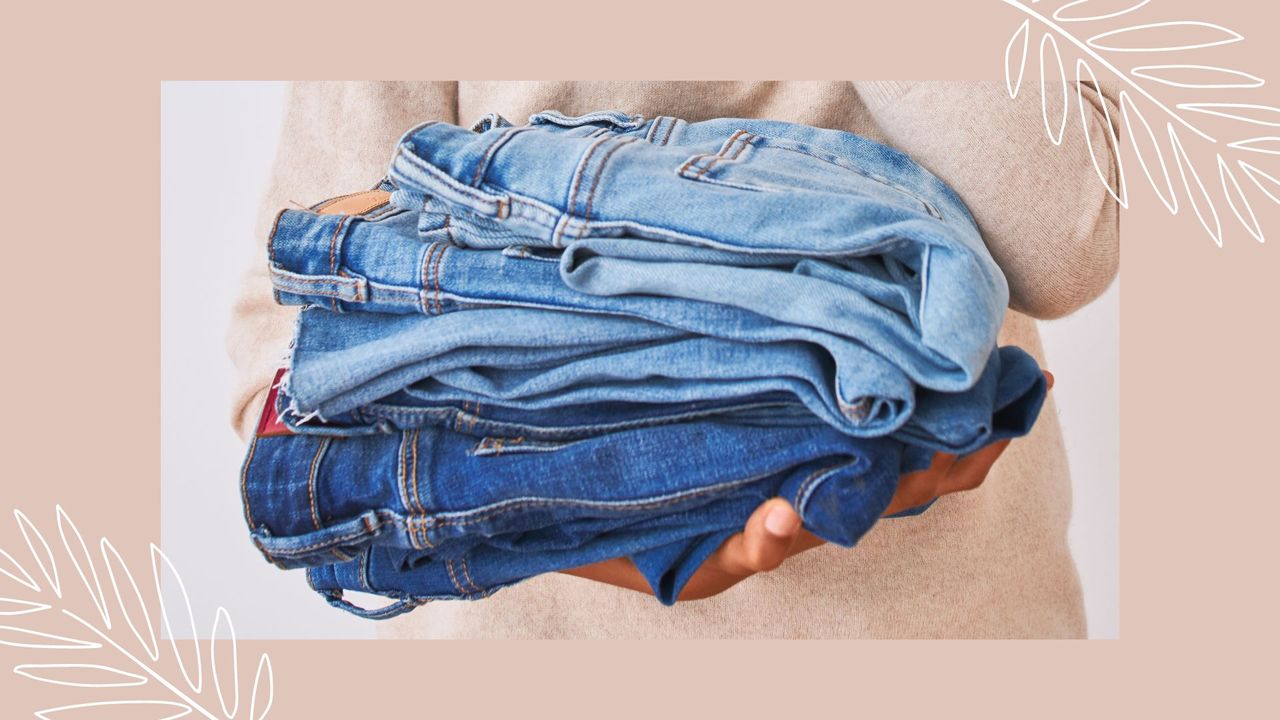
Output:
top-left (241, 345), bottom-right (1045, 615)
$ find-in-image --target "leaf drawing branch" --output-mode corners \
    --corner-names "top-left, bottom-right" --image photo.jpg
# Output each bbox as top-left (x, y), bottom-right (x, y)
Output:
top-left (0, 506), bottom-right (275, 720)
top-left (1001, 0), bottom-right (1279, 245)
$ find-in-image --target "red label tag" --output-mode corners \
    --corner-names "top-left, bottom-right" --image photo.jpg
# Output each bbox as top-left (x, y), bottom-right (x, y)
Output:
top-left (255, 368), bottom-right (296, 437)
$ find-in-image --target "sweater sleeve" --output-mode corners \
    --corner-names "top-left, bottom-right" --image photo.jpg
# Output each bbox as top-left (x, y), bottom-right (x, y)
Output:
top-left (225, 81), bottom-right (458, 441)
top-left (854, 80), bottom-right (1120, 320)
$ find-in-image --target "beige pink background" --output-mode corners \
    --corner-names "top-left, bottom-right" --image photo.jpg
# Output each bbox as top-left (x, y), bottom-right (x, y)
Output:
top-left (2, 0), bottom-right (1277, 717)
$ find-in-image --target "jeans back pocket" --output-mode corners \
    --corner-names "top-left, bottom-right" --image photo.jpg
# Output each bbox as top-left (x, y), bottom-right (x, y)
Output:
top-left (677, 129), bottom-right (941, 218)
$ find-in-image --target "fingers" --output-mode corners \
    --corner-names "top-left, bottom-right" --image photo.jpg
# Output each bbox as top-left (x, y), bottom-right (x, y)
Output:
top-left (711, 498), bottom-right (802, 576)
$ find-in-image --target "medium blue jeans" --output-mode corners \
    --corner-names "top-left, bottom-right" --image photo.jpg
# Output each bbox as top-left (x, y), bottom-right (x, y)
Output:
top-left (270, 109), bottom-right (1010, 442)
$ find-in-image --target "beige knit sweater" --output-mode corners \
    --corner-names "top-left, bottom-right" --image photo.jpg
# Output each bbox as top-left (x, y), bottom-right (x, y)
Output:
top-left (227, 81), bottom-right (1118, 639)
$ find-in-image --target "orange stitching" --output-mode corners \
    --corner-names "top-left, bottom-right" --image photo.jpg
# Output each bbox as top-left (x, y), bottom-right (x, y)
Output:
top-left (567, 134), bottom-right (611, 217)
top-left (421, 243), bottom-right (439, 315)
top-left (396, 431), bottom-right (413, 520)
top-left (459, 557), bottom-right (481, 593)
top-left (582, 137), bottom-right (638, 221)
top-left (431, 244), bottom-right (448, 315)
top-left (306, 437), bottom-right (329, 530)
top-left (240, 436), bottom-right (259, 530)
top-left (661, 118), bottom-right (677, 145)
top-left (327, 215), bottom-right (349, 276)
top-left (471, 129), bottom-right (515, 187)
top-left (690, 130), bottom-right (748, 181)
top-left (408, 429), bottom-right (426, 547)
top-left (445, 559), bottom-right (467, 595)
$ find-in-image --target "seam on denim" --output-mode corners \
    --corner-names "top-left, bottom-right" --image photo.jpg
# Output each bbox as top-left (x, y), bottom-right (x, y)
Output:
top-left (408, 429), bottom-right (428, 548)
top-left (919, 244), bottom-right (932, 332)
top-left (660, 118), bottom-right (677, 146)
top-left (358, 549), bottom-right (372, 591)
top-left (794, 458), bottom-right (863, 519)
top-left (266, 208), bottom-right (288, 266)
top-left (470, 126), bottom-right (528, 188)
top-left (581, 136), bottom-right (639, 223)
top-left (326, 215), bottom-right (348, 276)
top-left (459, 557), bottom-right (481, 593)
top-left (361, 400), bottom-right (800, 439)
top-left (307, 437), bottom-right (331, 531)
top-left (644, 118), bottom-right (659, 143)
top-left (259, 524), bottom-right (375, 557)
top-left (565, 134), bottom-right (613, 227)
top-left (427, 467), bottom-right (792, 529)
top-left (443, 214), bottom-right (455, 244)
top-left (239, 436), bottom-right (259, 531)
top-left (363, 283), bottom-right (419, 300)
top-left (688, 130), bottom-right (749, 181)
top-left (432, 244), bottom-right (448, 315)
top-left (755, 137), bottom-right (940, 218)
top-left (395, 431), bottom-right (414, 541)
top-left (393, 149), bottom-right (505, 214)
top-left (445, 558), bottom-right (467, 595)
top-left (470, 402), bottom-right (481, 432)
top-left (420, 242), bottom-right (439, 316)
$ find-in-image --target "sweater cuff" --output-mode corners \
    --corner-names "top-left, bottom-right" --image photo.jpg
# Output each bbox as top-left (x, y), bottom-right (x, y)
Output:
top-left (854, 81), bottom-right (919, 112)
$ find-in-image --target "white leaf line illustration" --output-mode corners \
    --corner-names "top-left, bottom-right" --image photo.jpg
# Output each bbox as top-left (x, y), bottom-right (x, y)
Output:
top-left (1053, 0), bottom-right (1151, 24)
top-left (1086, 21), bottom-right (1243, 53)
top-left (1005, 19), bottom-right (1031, 99)
top-left (211, 606), bottom-right (239, 719)
top-left (1239, 161), bottom-right (1280, 204)
top-left (153, 544), bottom-right (204, 695)
top-left (248, 654), bottom-right (274, 720)
top-left (34, 700), bottom-right (194, 720)
top-left (1040, 32), bottom-right (1070, 145)
top-left (1131, 65), bottom-right (1263, 89)
top-left (1218, 154), bottom-right (1264, 242)
top-left (1119, 89), bottom-right (1178, 212)
top-left (57, 505), bottom-right (110, 629)
top-left (1227, 137), bottom-right (1280, 155)
top-left (0, 506), bottom-right (276, 719)
top-left (15, 663), bottom-right (148, 688)
top-left (0, 598), bottom-right (51, 616)
top-left (1168, 123), bottom-right (1224, 246)
top-left (1000, 0), bottom-right (1278, 244)
top-left (1078, 57), bottom-right (1129, 206)
top-left (1177, 103), bottom-right (1280, 127)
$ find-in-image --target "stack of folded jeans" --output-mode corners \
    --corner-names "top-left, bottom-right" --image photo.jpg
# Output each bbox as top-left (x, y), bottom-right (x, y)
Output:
top-left (239, 109), bottom-right (1047, 618)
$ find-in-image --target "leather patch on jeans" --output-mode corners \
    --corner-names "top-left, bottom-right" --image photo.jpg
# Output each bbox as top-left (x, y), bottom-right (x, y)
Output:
top-left (314, 190), bottom-right (391, 216)
top-left (256, 368), bottom-right (296, 437)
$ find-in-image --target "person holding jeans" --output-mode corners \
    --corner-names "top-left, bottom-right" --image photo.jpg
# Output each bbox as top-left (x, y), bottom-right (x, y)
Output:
top-left (227, 81), bottom-right (1118, 638)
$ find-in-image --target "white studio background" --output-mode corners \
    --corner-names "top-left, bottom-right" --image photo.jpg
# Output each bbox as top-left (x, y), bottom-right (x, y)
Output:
top-left (160, 81), bottom-right (1119, 640)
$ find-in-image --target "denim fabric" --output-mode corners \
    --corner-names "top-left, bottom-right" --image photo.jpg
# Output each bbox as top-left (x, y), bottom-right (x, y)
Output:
top-left (242, 110), bottom-right (1048, 618)
top-left (240, 347), bottom-right (1045, 613)
top-left (243, 414), bottom-right (903, 607)
top-left (386, 111), bottom-right (1007, 390)
top-left (270, 110), bottom-right (1010, 440)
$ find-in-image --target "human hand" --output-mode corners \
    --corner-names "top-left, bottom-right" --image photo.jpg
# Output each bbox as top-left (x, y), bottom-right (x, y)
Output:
top-left (561, 370), bottom-right (1053, 601)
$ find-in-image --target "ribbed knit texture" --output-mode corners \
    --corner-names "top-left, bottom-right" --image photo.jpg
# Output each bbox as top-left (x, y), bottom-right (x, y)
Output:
top-left (226, 81), bottom-right (1118, 638)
